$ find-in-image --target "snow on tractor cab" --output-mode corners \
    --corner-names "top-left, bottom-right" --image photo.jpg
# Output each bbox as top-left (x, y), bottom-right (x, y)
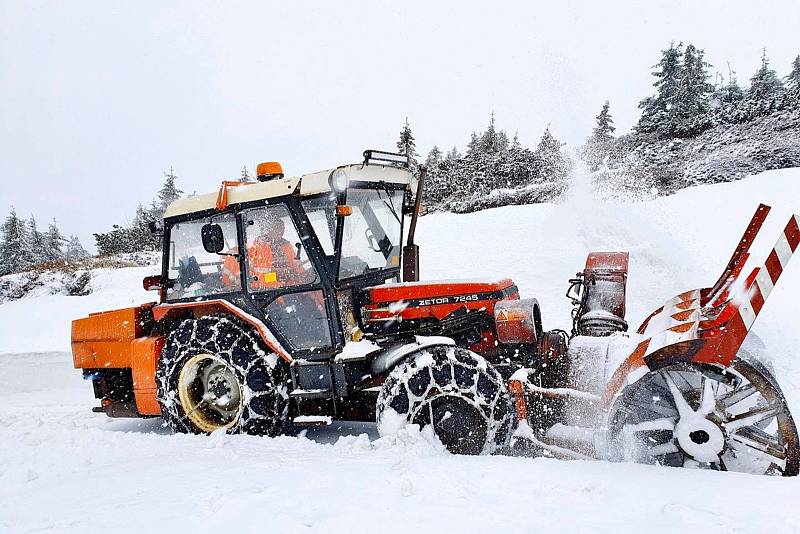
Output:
top-left (71, 150), bottom-right (800, 476)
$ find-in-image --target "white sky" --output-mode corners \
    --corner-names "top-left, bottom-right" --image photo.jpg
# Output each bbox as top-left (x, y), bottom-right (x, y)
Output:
top-left (1, 0), bottom-right (799, 248)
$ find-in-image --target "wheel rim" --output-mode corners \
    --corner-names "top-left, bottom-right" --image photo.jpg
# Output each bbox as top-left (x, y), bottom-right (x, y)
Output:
top-left (177, 353), bottom-right (243, 433)
top-left (412, 394), bottom-right (488, 455)
top-left (610, 362), bottom-right (799, 476)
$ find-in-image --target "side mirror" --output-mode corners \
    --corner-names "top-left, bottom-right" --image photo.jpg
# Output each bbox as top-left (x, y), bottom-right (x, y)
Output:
top-left (143, 275), bottom-right (162, 291)
top-left (201, 223), bottom-right (225, 254)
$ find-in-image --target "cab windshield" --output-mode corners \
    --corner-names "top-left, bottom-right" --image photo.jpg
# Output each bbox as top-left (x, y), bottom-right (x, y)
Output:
top-left (339, 187), bottom-right (403, 279)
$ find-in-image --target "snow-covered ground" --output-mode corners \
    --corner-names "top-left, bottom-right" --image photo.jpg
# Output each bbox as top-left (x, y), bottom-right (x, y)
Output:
top-left (1, 169), bottom-right (799, 532)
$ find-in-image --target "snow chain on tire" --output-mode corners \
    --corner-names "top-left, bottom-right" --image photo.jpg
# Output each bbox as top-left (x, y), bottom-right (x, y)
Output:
top-left (376, 345), bottom-right (514, 455)
top-left (156, 315), bottom-right (289, 436)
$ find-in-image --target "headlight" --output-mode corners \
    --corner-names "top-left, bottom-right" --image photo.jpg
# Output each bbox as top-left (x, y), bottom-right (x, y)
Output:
top-left (330, 168), bottom-right (349, 192)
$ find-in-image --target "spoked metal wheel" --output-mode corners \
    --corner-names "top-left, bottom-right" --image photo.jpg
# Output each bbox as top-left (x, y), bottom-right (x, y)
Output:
top-left (177, 353), bottom-right (244, 433)
top-left (609, 361), bottom-right (799, 476)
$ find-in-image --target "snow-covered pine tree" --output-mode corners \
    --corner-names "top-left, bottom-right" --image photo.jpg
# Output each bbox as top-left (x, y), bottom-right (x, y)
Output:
top-left (446, 146), bottom-right (461, 161)
top-left (240, 165), bottom-right (253, 183)
top-left (748, 49), bottom-right (784, 102)
top-left (26, 215), bottom-right (47, 266)
top-left (673, 44), bottom-right (714, 137)
top-left (155, 167), bottom-right (184, 219)
top-left (0, 208), bottom-right (31, 275)
top-left (592, 101), bottom-right (615, 142)
top-left (475, 113), bottom-right (510, 154)
top-left (131, 203), bottom-right (159, 251)
top-left (714, 64), bottom-right (745, 106)
top-left (511, 132), bottom-right (521, 150)
top-left (466, 132), bottom-right (480, 157)
top-left (396, 118), bottom-right (418, 166)
top-left (535, 127), bottom-right (569, 183)
top-left (585, 101), bottom-right (616, 171)
top-left (45, 218), bottom-right (66, 262)
top-left (786, 55), bottom-right (800, 91)
top-left (496, 131), bottom-right (509, 152)
top-left (636, 42), bottom-right (684, 136)
top-left (478, 113), bottom-right (498, 153)
top-left (65, 235), bottom-right (89, 261)
top-left (425, 146), bottom-right (443, 169)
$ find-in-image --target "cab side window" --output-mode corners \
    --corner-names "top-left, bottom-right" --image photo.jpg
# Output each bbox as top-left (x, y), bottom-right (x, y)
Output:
top-left (166, 213), bottom-right (240, 300)
top-left (243, 205), bottom-right (317, 291)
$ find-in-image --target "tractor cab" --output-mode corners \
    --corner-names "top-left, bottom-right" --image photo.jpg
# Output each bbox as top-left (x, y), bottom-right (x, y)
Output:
top-left (157, 151), bottom-right (415, 358)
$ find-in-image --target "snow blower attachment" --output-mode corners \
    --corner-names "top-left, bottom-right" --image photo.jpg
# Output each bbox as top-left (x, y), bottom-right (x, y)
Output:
top-left (69, 151), bottom-right (798, 477)
top-left (510, 204), bottom-right (800, 475)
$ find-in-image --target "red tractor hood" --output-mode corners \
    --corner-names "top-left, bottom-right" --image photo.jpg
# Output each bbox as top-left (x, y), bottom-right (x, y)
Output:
top-left (363, 279), bottom-right (519, 321)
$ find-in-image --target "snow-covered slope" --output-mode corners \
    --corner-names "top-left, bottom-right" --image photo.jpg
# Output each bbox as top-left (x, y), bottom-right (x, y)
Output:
top-left (1, 169), bottom-right (799, 532)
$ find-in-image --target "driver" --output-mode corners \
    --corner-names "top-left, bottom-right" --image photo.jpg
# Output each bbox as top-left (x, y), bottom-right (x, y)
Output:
top-left (221, 211), bottom-right (309, 290)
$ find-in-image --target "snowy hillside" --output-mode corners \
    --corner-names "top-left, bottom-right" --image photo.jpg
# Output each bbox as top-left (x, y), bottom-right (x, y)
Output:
top-left (1, 169), bottom-right (799, 532)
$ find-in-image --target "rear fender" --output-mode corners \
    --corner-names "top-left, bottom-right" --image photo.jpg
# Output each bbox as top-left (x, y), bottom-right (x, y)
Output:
top-left (152, 299), bottom-right (293, 363)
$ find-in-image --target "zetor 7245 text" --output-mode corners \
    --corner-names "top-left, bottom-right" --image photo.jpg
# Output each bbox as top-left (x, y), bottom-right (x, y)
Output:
top-left (71, 150), bottom-right (800, 476)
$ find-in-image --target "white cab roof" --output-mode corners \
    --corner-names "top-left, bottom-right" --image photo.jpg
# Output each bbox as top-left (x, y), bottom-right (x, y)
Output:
top-left (164, 163), bottom-right (413, 219)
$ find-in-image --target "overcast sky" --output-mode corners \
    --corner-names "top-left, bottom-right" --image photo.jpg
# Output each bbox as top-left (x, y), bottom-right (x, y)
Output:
top-left (2, 0), bottom-right (799, 248)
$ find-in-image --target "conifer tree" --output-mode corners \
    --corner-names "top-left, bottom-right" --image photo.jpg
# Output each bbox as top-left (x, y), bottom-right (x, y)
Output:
top-left (0, 208), bottom-right (30, 274)
top-left (396, 118), bottom-right (418, 164)
top-left (585, 101), bottom-right (616, 171)
top-left (26, 215), bottom-right (47, 265)
top-left (425, 146), bottom-right (443, 169)
top-left (446, 146), bottom-right (461, 161)
top-left (156, 167), bottom-right (184, 218)
top-left (714, 64), bottom-right (745, 106)
top-left (511, 132), bottom-right (521, 150)
top-left (45, 219), bottom-right (66, 262)
top-left (673, 44), bottom-right (714, 136)
top-left (749, 49), bottom-right (784, 101)
top-left (535, 127), bottom-right (569, 181)
top-left (65, 235), bottom-right (89, 261)
top-left (240, 165), bottom-right (253, 183)
top-left (591, 101), bottom-right (616, 143)
top-left (786, 54), bottom-right (800, 91)
top-left (636, 42), bottom-right (684, 136)
top-left (466, 132), bottom-right (480, 156)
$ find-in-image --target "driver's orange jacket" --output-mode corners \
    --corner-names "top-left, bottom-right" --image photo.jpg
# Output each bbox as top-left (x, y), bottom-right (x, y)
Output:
top-left (221, 238), bottom-right (306, 290)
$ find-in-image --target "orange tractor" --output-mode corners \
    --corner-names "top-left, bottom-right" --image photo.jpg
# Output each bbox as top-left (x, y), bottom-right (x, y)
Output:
top-left (72, 150), bottom-right (800, 475)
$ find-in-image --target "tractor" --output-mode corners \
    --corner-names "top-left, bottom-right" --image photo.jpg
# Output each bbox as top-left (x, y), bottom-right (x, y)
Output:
top-left (72, 150), bottom-right (800, 475)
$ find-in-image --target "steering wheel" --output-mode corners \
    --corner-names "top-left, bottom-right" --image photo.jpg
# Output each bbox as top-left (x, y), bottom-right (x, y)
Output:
top-left (364, 228), bottom-right (382, 253)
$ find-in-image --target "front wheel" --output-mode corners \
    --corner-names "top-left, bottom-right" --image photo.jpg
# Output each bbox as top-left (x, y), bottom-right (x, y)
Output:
top-left (376, 345), bottom-right (514, 455)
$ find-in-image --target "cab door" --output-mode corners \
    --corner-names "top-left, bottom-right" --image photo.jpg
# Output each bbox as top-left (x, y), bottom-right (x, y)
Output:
top-left (241, 203), bottom-right (339, 355)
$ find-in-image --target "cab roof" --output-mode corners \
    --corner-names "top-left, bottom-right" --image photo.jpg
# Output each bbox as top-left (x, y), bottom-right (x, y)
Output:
top-left (163, 163), bottom-right (413, 219)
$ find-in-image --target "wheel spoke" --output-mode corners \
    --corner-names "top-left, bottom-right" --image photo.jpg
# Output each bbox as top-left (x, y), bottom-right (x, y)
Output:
top-left (623, 417), bottom-right (676, 433)
top-left (730, 425), bottom-right (786, 460)
top-left (717, 455), bottom-right (728, 471)
top-left (623, 400), bottom-right (679, 419)
top-left (647, 440), bottom-right (679, 458)
top-left (699, 375), bottom-right (716, 415)
top-left (718, 383), bottom-right (757, 409)
top-left (725, 405), bottom-right (780, 432)
top-left (664, 373), bottom-right (693, 418)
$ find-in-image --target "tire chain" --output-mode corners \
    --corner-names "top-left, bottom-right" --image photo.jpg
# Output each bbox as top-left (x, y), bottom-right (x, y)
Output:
top-left (156, 315), bottom-right (289, 436)
top-left (376, 345), bottom-right (513, 454)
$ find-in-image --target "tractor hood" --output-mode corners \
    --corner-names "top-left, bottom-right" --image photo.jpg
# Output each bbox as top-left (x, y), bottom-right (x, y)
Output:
top-left (362, 279), bottom-right (519, 322)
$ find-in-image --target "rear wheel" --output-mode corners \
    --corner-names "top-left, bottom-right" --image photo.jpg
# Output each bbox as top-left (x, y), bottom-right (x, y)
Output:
top-left (156, 315), bottom-right (289, 436)
top-left (376, 345), bottom-right (513, 455)
top-left (608, 360), bottom-right (799, 476)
